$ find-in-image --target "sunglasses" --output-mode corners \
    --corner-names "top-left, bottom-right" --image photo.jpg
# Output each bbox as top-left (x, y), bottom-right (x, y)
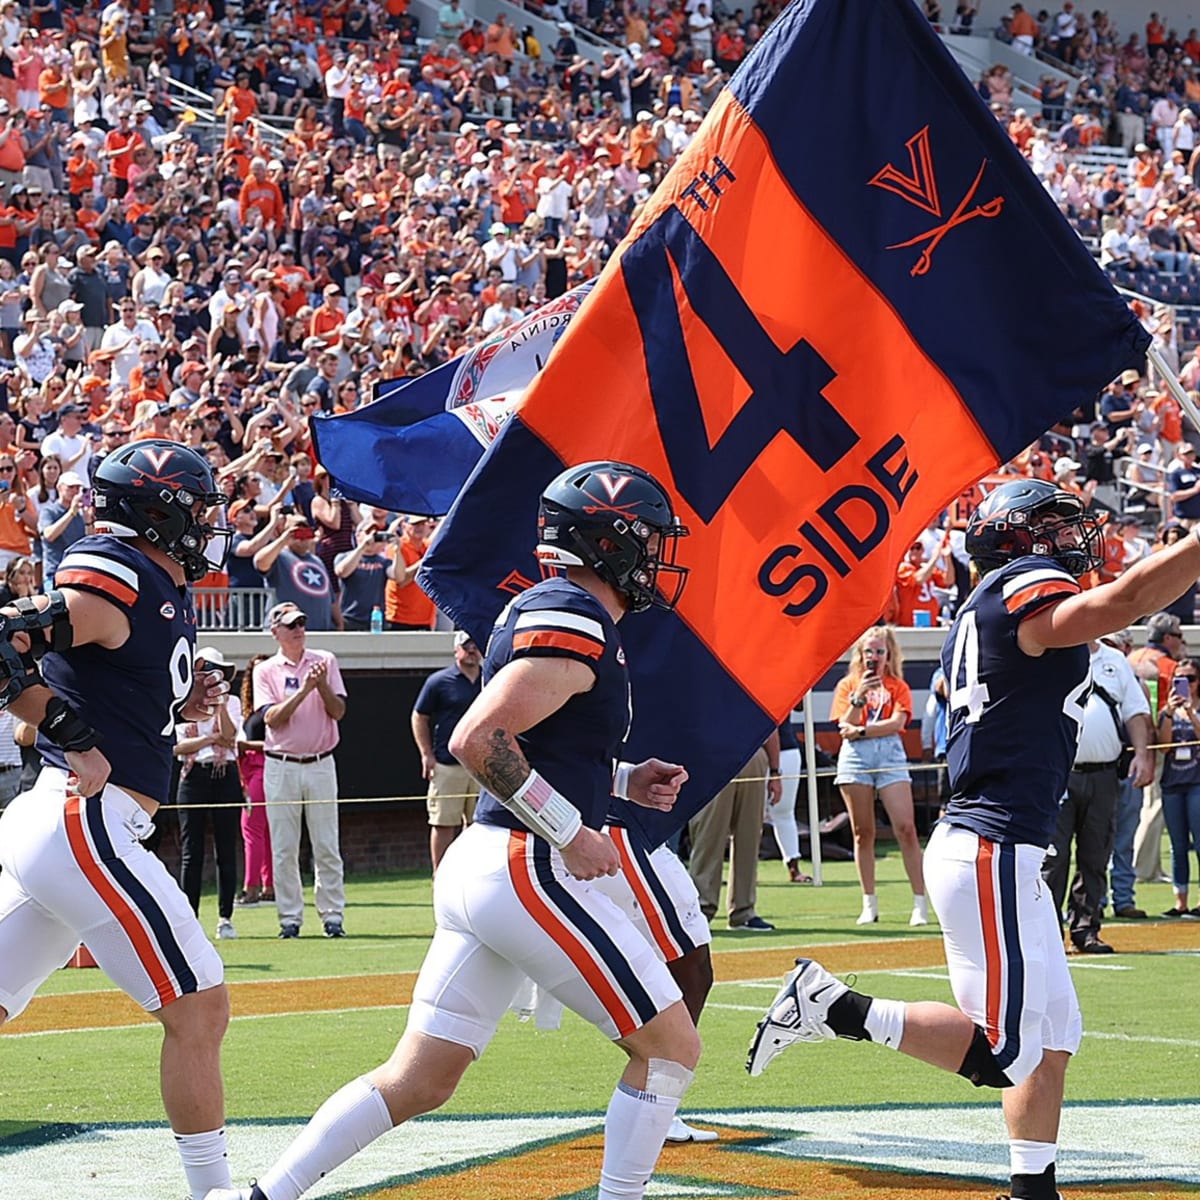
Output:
top-left (0, 465), bottom-right (16, 473)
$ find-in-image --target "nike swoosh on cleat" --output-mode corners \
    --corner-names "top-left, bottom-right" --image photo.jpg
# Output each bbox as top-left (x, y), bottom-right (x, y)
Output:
top-left (810, 983), bottom-right (836, 1002)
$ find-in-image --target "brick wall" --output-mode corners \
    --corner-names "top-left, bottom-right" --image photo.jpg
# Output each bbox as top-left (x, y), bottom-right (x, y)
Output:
top-left (152, 801), bottom-right (434, 882)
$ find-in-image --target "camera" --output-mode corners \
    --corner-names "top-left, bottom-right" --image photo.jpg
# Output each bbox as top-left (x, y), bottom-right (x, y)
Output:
top-left (372, 530), bottom-right (389, 543)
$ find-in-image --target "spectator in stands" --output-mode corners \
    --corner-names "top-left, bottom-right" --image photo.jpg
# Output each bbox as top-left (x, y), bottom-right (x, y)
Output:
top-left (386, 513), bottom-right (436, 631)
top-left (411, 630), bottom-right (482, 871)
top-left (174, 646), bottom-right (243, 941)
top-left (1101, 370), bottom-right (1141, 435)
top-left (688, 739), bottom-right (775, 931)
top-left (1169, 442), bottom-right (1200, 524)
top-left (1158, 657), bottom-right (1200, 917)
top-left (36, 467), bottom-right (88, 586)
top-left (255, 602), bottom-right (348, 940)
top-left (333, 507), bottom-right (400, 631)
top-left (252, 512), bottom-right (337, 631)
top-left (893, 536), bottom-right (950, 627)
top-left (830, 626), bottom-right (928, 927)
top-left (236, 652), bottom-right (272, 909)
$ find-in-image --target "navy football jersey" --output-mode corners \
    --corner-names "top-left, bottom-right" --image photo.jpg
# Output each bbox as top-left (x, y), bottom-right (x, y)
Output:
top-left (39, 535), bottom-right (196, 801)
top-left (474, 578), bottom-right (630, 836)
top-left (941, 556), bottom-right (1089, 847)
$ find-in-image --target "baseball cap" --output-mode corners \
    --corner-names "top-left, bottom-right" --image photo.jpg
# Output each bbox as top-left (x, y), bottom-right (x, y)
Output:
top-left (489, 221), bottom-right (508, 235)
top-left (229, 498), bottom-right (254, 518)
top-left (267, 602), bottom-right (307, 629)
top-left (196, 645), bottom-right (237, 681)
top-left (59, 471), bottom-right (86, 489)
top-left (1120, 369), bottom-right (1141, 385)
top-left (1053, 456), bottom-right (1081, 474)
top-left (453, 630), bottom-right (476, 648)
top-left (58, 403), bottom-right (84, 416)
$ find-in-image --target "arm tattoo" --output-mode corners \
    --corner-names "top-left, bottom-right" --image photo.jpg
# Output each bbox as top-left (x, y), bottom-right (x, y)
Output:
top-left (479, 727), bottom-right (531, 799)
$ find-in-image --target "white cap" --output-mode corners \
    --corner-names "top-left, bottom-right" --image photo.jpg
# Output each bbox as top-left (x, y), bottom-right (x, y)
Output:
top-left (1054, 456), bottom-right (1082, 474)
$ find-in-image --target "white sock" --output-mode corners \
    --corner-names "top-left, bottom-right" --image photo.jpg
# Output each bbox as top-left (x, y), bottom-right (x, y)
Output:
top-left (257, 1077), bottom-right (393, 1200)
top-left (174, 1127), bottom-right (231, 1200)
top-left (863, 997), bottom-right (906, 1049)
top-left (861, 894), bottom-right (878, 916)
top-left (598, 1081), bottom-right (680, 1199)
top-left (912, 894), bottom-right (929, 919)
top-left (1010, 1138), bottom-right (1057, 1176)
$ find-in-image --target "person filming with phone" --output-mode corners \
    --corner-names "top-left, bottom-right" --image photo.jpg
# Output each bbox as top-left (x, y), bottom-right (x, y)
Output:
top-left (1154, 659), bottom-right (1200, 918)
top-left (831, 625), bottom-right (929, 927)
top-left (333, 507), bottom-right (403, 632)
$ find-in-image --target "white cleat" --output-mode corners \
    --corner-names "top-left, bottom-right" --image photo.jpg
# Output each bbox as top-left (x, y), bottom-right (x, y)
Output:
top-left (909, 908), bottom-right (929, 927)
top-left (664, 1116), bottom-right (719, 1143)
top-left (745, 958), bottom-right (849, 1077)
top-left (203, 1189), bottom-right (253, 1199)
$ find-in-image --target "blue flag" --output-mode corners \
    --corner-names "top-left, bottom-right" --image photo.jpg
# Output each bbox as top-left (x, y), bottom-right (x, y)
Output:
top-left (419, 0), bottom-right (1149, 847)
top-left (310, 284), bottom-right (594, 514)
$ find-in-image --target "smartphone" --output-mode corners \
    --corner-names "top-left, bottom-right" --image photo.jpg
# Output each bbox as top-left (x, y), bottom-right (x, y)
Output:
top-left (280, 503), bottom-right (295, 516)
top-left (1174, 675), bottom-right (1191, 700)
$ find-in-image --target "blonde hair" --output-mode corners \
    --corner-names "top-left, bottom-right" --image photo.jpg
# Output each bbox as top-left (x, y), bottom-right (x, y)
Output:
top-left (847, 625), bottom-right (904, 685)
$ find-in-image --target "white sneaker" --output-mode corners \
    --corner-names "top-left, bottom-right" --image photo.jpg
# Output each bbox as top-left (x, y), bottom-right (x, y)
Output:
top-left (745, 958), bottom-right (849, 1076)
top-left (855, 909), bottom-right (879, 925)
top-left (910, 896), bottom-right (930, 926)
top-left (664, 1116), bottom-right (719, 1143)
top-left (216, 919), bottom-right (237, 940)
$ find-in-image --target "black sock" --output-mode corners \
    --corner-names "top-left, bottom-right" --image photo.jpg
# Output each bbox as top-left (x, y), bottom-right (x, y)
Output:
top-left (825, 990), bottom-right (872, 1040)
top-left (1010, 1162), bottom-right (1057, 1200)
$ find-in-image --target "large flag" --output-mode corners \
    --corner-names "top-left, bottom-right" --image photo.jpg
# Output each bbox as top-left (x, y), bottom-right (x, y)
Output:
top-left (309, 284), bottom-right (594, 514)
top-left (419, 0), bottom-right (1149, 847)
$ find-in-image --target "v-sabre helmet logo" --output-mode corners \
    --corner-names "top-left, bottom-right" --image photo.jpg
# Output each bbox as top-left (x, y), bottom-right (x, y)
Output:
top-left (590, 471), bottom-right (633, 503)
top-left (139, 446), bottom-right (176, 475)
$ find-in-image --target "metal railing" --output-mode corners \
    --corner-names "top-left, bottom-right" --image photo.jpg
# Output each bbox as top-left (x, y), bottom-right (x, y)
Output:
top-left (1117, 456), bottom-right (1174, 521)
top-left (191, 587), bottom-right (275, 631)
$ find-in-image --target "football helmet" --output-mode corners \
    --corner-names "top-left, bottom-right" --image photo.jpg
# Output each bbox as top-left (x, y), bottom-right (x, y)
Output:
top-left (537, 461), bottom-right (689, 612)
top-left (965, 477), bottom-right (1103, 578)
top-left (92, 440), bottom-right (230, 582)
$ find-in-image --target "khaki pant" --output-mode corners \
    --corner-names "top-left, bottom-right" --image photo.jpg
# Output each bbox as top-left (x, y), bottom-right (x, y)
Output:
top-left (687, 747), bottom-right (767, 927)
top-left (1133, 765), bottom-right (1166, 883)
top-left (264, 755), bottom-right (345, 928)
top-left (426, 761), bottom-right (478, 827)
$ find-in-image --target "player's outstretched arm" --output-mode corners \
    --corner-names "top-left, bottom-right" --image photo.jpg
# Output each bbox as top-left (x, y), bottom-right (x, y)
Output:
top-left (1020, 527), bottom-right (1200, 652)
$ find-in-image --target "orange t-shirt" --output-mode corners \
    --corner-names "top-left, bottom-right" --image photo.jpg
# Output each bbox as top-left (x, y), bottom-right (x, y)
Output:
top-left (384, 537), bottom-right (434, 627)
top-left (310, 305), bottom-right (345, 344)
top-left (0, 497), bottom-right (33, 554)
top-left (830, 674), bottom-right (913, 724)
top-left (1152, 393), bottom-right (1183, 444)
top-left (894, 563), bottom-right (947, 627)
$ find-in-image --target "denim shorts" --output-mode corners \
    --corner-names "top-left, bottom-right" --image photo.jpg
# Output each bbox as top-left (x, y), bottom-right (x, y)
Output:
top-left (834, 733), bottom-right (911, 789)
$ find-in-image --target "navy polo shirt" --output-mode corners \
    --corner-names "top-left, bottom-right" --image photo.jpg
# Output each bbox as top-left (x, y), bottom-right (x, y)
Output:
top-left (413, 665), bottom-right (480, 765)
top-left (1170, 465), bottom-right (1200, 519)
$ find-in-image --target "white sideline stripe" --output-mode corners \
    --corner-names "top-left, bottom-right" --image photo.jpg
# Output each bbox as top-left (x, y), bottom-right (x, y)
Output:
top-left (2, 1002), bottom-right (413, 1040)
top-left (513, 609), bottom-right (604, 641)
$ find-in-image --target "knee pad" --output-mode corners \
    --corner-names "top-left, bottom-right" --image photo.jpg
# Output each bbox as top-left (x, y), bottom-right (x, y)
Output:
top-left (646, 1057), bottom-right (694, 1101)
top-left (956, 1025), bottom-right (1015, 1089)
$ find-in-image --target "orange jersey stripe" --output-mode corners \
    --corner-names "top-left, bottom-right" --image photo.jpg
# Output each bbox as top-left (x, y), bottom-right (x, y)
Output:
top-left (513, 630), bottom-right (604, 660)
top-left (56, 567), bottom-right (138, 608)
top-left (1003, 580), bottom-right (1079, 614)
top-left (506, 831), bottom-right (637, 1037)
top-left (63, 795), bottom-right (178, 1008)
top-left (975, 837), bottom-right (1002, 1048)
top-left (610, 827), bottom-right (677, 960)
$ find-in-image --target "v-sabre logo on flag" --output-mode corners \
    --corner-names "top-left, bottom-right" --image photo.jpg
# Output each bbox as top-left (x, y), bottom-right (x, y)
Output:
top-left (420, 0), bottom-right (1148, 844)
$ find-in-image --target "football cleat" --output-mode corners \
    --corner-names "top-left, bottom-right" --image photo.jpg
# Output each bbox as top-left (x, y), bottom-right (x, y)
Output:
top-left (203, 1189), bottom-right (253, 1200)
top-left (745, 958), bottom-right (849, 1076)
top-left (664, 1116), bottom-right (719, 1143)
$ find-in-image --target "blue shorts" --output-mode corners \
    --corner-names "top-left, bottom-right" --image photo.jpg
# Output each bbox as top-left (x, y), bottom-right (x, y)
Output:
top-left (834, 733), bottom-right (911, 789)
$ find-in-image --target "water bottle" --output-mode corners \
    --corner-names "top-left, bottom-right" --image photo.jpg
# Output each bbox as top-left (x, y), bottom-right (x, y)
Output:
top-left (369, 606), bottom-right (383, 634)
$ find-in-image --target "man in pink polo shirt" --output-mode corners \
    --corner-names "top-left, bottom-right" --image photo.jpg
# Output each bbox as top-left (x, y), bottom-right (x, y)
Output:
top-left (253, 602), bottom-right (349, 939)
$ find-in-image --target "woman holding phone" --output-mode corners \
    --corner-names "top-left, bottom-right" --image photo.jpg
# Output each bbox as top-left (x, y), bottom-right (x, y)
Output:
top-left (831, 626), bottom-right (929, 926)
top-left (1157, 658), bottom-right (1200, 917)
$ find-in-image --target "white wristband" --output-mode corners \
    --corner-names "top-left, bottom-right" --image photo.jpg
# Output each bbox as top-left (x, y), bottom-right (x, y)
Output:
top-left (508, 769), bottom-right (583, 849)
top-left (612, 760), bottom-right (635, 801)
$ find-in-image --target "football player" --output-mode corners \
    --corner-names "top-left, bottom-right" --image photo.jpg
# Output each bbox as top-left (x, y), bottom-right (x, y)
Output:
top-left (207, 461), bottom-right (701, 1200)
top-left (747, 477), bottom-right (1200, 1200)
top-left (0, 440), bottom-right (234, 1200)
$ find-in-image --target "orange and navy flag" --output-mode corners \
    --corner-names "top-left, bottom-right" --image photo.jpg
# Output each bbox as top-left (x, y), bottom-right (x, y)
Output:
top-left (419, 0), bottom-right (1149, 846)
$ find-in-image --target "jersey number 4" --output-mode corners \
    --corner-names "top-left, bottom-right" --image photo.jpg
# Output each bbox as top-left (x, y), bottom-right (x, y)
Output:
top-left (949, 608), bottom-right (1088, 730)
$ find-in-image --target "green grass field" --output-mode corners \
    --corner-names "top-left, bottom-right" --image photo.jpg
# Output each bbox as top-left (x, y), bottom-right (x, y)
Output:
top-left (3, 846), bottom-right (1199, 1199)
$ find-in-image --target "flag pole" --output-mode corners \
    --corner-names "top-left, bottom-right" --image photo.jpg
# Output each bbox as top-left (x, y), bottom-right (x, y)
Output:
top-left (802, 691), bottom-right (823, 886)
top-left (1146, 343), bottom-right (1200, 433)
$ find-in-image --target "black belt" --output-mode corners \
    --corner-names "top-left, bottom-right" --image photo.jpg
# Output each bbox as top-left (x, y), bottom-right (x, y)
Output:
top-left (1072, 760), bottom-right (1119, 774)
top-left (265, 750), bottom-right (334, 765)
